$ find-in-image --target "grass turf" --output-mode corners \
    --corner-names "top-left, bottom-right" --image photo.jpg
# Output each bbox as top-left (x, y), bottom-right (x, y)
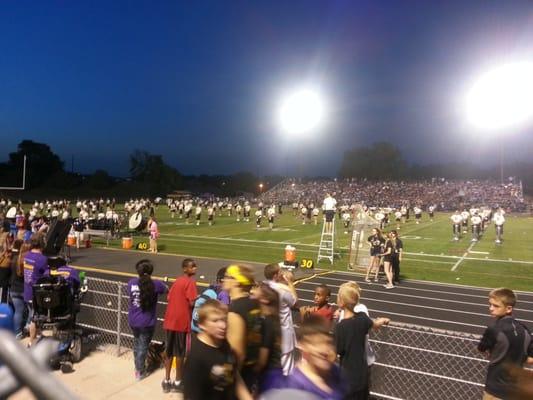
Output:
top-left (88, 207), bottom-right (533, 292)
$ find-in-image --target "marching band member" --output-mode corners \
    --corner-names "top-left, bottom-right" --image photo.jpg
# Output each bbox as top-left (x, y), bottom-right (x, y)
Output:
top-left (341, 209), bottom-right (351, 233)
top-left (451, 210), bottom-right (463, 241)
top-left (471, 213), bottom-right (482, 242)
top-left (414, 206), bottom-right (422, 224)
top-left (312, 206), bottom-right (320, 225)
top-left (461, 209), bottom-right (470, 234)
top-left (207, 204), bottom-right (215, 226)
top-left (184, 202), bottom-right (192, 224)
top-left (374, 210), bottom-right (385, 230)
top-left (244, 201), bottom-right (251, 222)
top-left (195, 204), bottom-right (202, 226)
top-left (267, 205), bottom-right (276, 230)
top-left (235, 203), bottom-right (242, 222)
top-left (255, 208), bottom-right (263, 229)
top-left (400, 205), bottom-right (408, 224)
top-left (493, 209), bottom-right (505, 244)
top-left (300, 205), bottom-right (308, 225)
top-left (169, 201), bottom-right (177, 218)
top-left (428, 204), bottom-right (435, 222)
top-left (394, 210), bottom-right (402, 230)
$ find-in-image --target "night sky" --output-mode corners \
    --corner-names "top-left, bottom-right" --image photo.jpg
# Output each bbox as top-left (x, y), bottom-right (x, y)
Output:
top-left (1, 1), bottom-right (532, 177)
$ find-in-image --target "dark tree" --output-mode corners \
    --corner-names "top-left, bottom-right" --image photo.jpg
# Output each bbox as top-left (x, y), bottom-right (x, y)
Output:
top-left (129, 149), bottom-right (183, 195)
top-left (8, 140), bottom-right (64, 189)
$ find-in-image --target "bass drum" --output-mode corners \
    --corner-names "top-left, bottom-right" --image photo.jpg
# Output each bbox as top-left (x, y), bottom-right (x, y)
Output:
top-left (6, 206), bottom-right (17, 219)
top-left (129, 212), bottom-right (147, 231)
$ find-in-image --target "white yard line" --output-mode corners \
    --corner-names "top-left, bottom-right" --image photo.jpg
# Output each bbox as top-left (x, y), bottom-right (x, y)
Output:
top-left (451, 241), bottom-right (476, 271)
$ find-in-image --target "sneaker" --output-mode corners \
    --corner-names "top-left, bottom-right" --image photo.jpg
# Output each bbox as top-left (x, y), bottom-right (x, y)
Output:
top-left (384, 284), bottom-right (395, 289)
top-left (161, 379), bottom-right (172, 393)
top-left (171, 380), bottom-right (183, 393)
top-left (364, 278), bottom-right (371, 283)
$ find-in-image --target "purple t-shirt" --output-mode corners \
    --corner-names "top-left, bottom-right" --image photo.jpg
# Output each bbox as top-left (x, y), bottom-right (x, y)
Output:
top-left (23, 251), bottom-right (49, 302)
top-left (217, 289), bottom-right (230, 305)
top-left (282, 365), bottom-right (346, 400)
top-left (127, 278), bottom-right (167, 328)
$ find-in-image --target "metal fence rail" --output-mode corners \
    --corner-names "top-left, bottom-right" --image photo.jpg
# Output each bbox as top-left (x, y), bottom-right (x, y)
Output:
top-left (77, 277), bottom-right (489, 399)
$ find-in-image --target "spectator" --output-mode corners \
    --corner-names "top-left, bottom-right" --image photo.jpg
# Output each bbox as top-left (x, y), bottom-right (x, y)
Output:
top-left (23, 235), bottom-right (49, 347)
top-left (271, 315), bottom-right (346, 399)
top-left (162, 258), bottom-right (198, 393)
top-left (477, 288), bottom-right (533, 399)
top-left (183, 299), bottom-right (253, 400)
top-left (254, 283), bottom-right (283, 394)
top-left (300, 284), bottom-right (334, 327)
top-left (264, 263), bottom-right (298, 376)
top-left (224, 264), bottom-right (263, 392)
top-left (9, 240), bottom-right (25, 338)
top-left (191, 267), bottom-right (227, 333)
top-left (335, 281), bottom-right (390, 400)
top-left (127, 259), bottom-right (167, 381)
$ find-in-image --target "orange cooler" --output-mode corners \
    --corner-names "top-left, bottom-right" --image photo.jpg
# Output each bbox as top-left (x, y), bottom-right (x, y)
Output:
top-left (67, 235), bottom-right (76, 246)
top-left (284, 245), bottom-right (296, 263)
top-left (122, 237), bottom-right (133, 249)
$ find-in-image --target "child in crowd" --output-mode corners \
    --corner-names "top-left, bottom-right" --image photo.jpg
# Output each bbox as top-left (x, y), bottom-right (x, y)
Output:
top-left (183, 299), bottom-right (252, 400)
top-left (191, 267), bottom-right (228, 333)
top-left (335, 282), bottom-right (390, 400)
top-left (162, 258), bottom-right (198, 393)
top-left (300, 284), bottom-right (334, 327)
top-left (277, 314), bottom-right (346, 399)
top-left (478, 288), bottom-right (533, 399)
top-left (127, 259), bottom-right (167, 380)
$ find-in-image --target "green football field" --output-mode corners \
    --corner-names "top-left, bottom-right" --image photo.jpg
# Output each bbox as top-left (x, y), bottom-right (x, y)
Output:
top-left (90, 207), bottom-right (533, 292)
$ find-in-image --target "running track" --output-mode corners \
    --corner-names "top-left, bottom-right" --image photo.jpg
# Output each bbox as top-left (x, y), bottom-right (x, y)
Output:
top-left (70, 247), bottom-right (533, 336)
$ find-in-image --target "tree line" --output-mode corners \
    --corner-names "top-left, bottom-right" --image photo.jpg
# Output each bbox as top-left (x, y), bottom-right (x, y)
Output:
top-left (0, 140), bottom-right (531, 197)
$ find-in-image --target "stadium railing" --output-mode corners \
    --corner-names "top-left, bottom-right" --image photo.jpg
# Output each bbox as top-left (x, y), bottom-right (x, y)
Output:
top-left (79, 277), bottom-right (489, 400)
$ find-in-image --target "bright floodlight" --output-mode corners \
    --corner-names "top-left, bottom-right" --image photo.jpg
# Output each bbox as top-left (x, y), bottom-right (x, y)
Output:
top-left (465, 62), bottom-right (533, 131)
top-left (278, 89), bottom-right (325, 135)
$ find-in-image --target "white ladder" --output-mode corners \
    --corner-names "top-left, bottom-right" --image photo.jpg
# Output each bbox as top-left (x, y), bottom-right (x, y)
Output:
top-left (317, 217), bottom-right (335, 265)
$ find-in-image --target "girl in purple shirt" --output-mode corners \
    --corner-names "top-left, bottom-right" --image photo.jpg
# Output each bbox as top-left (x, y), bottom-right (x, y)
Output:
top-left (127, 259), bottom-right (167, 380)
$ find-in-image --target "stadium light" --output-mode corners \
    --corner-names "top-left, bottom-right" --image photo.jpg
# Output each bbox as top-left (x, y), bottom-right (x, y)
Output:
top-left (465, 62), bottom-right (533, 132)
top-left (278, 88), bottom-right (326, 136)
top-left (464, 62), bottom-right (533, 184)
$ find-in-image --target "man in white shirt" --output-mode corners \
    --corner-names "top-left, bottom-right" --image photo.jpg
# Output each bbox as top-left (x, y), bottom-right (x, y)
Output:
top-left (323, 193), bottom-right (337, 233)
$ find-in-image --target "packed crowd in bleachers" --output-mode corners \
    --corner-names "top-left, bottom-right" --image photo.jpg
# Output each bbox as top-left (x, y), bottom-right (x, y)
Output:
top-left (260, 178), bottom-right (526, 212)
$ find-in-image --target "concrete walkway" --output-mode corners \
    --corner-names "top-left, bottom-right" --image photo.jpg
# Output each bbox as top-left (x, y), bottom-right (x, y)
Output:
top-left (10, 350), bottom-right (181, 400)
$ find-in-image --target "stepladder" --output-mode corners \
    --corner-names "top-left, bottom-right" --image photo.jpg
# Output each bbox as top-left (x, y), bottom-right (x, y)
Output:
top-left (317, 217), bottom-right (335, 265)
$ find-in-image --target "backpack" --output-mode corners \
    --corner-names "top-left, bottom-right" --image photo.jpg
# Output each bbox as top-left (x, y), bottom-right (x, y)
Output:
top-left (191, 288), bottom-right (218, 332)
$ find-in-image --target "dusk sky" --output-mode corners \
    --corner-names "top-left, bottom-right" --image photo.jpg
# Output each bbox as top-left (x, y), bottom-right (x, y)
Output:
top-left (1, 1), bottom-right (532, 177)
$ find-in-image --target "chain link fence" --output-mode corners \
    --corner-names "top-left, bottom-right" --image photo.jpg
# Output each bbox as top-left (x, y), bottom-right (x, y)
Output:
top-left (76, 277), bottom-right (167, 357)
top-left (77, 277), bottom-right (490, 399)
top-left (369, 322), bottom-right (485, 399)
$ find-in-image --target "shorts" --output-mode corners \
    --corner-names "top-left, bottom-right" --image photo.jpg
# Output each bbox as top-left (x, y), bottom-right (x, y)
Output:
top-left (370, 248), bottom-right (381, 257)
top-left (325, 210), bottom-right (334, 222)
top-left (165, 331), bottom-right (188, 358)
top-left (268, 217), bottom-right (274, 223)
